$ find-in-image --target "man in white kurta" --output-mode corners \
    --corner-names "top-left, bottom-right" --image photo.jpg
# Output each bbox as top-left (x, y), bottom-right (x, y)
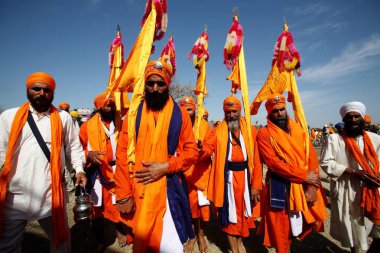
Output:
top-left (0, 72), bottom-right (86, 253)
top-left (320, 101), bottom-right (380, 253)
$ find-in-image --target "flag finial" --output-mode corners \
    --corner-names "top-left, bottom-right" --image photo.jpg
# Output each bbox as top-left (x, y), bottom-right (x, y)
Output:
top-left (283, 17), bottom-right (288, 31)
top-left (233, 7), bottom-right (238, 20)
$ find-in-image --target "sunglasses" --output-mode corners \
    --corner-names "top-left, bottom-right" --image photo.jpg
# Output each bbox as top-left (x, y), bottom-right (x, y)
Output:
top-left (146, 81), bottom-right (167, 87)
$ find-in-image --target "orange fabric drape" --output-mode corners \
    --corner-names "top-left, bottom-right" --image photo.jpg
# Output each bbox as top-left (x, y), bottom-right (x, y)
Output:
top-left (0, 102), bottom-right (67, 247)
top-left (342, 131), bottom-right (380, 225)
top-left (79, 114), bottom-right (120, 222)
top-left (266, 118), bottom-right (327, 224)
top-left (132, 98), bottom-right (174, 252)
top-left (184, 119), bottom-right (214, 221)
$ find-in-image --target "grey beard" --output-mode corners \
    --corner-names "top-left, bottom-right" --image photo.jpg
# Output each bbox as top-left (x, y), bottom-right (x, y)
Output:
top-left (228, 120), bottom-right (240, 132)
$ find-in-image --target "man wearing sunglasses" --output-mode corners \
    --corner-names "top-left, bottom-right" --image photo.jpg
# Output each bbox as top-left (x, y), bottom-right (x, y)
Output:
top-left (115, 60), bottom-right (198, 252)
top-left (0, 72), bottom-right (87, 253)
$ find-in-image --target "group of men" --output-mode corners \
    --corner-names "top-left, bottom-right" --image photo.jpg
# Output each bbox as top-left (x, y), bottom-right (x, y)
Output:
top-left (0, 60), bottom-right (379, 253)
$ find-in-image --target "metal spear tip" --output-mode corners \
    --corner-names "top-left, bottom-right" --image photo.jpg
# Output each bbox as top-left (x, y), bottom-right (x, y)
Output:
top-left (116, 24), bottom-right (120, 32)
top-left (233, 7), bottom-right (238, 18)
top-left (204, 24), bottom-right (208, 32)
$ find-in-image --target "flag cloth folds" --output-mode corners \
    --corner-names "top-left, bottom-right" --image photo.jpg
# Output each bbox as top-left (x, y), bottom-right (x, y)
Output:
top-left (224, 13), bottom-right (253, 175)
top-left (250, 21), bottom-right (309, 167)
top-left (188, 30), bottom-right (209, 140)
top-left (123, 2), bottom-right (159, 166)
top-left (159, 36), bottom-right (176, 75)
top-left (105, 27), bottom-right (128, 142)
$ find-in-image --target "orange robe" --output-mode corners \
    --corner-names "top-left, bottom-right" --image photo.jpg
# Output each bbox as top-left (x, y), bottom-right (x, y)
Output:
top-left (207, 117), bottom-right (262, 237)
top-left (257, 118), bottom-right (327, 253)
top-left (79, 114), bottom-right (120, 223)
top-left (115, 98), bottom-right (198, 252)
top-left (184, 118), bottom-right (215, 221)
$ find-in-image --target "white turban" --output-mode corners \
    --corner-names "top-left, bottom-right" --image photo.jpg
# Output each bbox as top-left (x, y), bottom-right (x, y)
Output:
top-left (339, 101), bottom-right (366, 119)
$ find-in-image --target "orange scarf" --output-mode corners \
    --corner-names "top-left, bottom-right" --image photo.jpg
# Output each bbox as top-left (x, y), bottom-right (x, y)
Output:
top-left (132, 98), bottom-right (174, 252)
top-left (207, 117), bottom-right (254, 208)
top-left (0, 102), bottom-right (67, 246)
top-left (343, 131), bottom-right (380, 225)
top-left (267, 118), bottom-right (327, 224)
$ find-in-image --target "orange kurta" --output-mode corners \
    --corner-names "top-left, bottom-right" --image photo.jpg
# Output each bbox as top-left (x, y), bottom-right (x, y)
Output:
top-left (115, 98), bottom-right (198, 252)
top-left (207, 117), bottom-right (262, 237)
top-left (257, 118), bottom-right (327, 253)
top-left (79, 114), bottom-right (120, 222)
top-left (184, 118), bottom-right (215, 221)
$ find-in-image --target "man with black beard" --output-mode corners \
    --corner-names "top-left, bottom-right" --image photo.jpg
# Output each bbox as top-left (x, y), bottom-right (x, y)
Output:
top-left (256, 94), bottom-right (326, 253)
top-left (207, 96), bottom-right (262, 253)
top-left (179, 96), bottom-right (215, 253)
top-left (0, 72), bottom-right (86, 253)
top-left (79, 92), bottom-right (128, 252)
top-left (320, 101), bottom-right (380, 253)
top-left (115, 60), bottom-right (198, 252)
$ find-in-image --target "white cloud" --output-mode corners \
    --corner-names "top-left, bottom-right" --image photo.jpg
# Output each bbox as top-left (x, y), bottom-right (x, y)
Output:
top-left (300, 22), bottom-right (344, 36)
top-left (290, 2), bottom-right (333, 18)
top-left (302, 34), bottom-right (380, 82)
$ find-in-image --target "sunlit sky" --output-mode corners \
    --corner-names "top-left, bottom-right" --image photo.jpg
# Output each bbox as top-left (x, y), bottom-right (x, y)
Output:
top-left (1, 0), bottom-right (379, 127)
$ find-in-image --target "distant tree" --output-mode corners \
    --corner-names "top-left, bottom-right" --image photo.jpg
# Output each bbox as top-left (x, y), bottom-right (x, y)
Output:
top-left (169, 77), bottom-right (209, 104)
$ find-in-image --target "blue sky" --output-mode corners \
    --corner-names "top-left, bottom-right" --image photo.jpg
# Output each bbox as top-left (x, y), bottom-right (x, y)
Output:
top-left (1, 0), bottom-right (379, 127)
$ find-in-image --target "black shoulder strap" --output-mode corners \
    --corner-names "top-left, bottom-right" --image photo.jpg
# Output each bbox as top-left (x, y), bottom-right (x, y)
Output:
top-left (27, 111), bottom-right (51, 162)
top-left (230, 130), bottom-right (242, 147)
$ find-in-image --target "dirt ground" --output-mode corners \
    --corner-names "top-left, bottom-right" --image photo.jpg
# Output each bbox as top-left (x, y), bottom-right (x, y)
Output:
top-left (22, 148), bottom-right (371, 253)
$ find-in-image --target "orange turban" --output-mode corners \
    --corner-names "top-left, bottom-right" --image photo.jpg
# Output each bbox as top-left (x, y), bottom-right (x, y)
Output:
top-left (94, 92), bottom-right (115, 110)
top-left (265, 93), bottom-right (286, 113)
top-left (179, 96), bottom-right (196, 111)
top-left (223, 96), bottom-right (242, 112)
top-left (364, 114), bottom-right (371, 123)
top-left (58, 102), bottom-right (70, 110)
top-left (26, 72), bottom-right (56, 91)
top-left (203, 109), bottom-right (209, 117)
top-left (144, 60), bottom-right (173, 88)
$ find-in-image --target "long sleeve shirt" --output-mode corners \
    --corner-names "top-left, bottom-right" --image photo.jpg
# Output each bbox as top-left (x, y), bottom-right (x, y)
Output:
top-left (0, 105), bottom-right (85, 221)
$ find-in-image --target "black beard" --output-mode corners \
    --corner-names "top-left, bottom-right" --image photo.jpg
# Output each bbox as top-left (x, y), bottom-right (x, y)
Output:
top-left (190, 114), bottom-right (195, 126)
top-left (100, 110), bottom-right (115, 122)
top-left (345, 119), bottom-right (364, 137)
top-left (144, 89), bottom-right (169, 111)
top-left (27, 93), bottom-right (54, 112)
top-left (270, 115), bottom-right (289, 131)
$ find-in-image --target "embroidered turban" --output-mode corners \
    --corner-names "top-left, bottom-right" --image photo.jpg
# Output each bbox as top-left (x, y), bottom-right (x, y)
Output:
top-left (144, 60), bottom-right (173, 88)
top-left (265, 93), bottom-right (286, 113)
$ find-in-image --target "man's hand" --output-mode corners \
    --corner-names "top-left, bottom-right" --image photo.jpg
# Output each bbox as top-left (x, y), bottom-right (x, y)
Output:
top-left (251, 188), bottom-right (261, 204)
top-left (305, 185), bottom-right (317, 203)
top-left (88, 151), bottom-right (106, 165)
top-left (117, 197), bottom-right (136, 214)
top-left (305, 171), bottom-right (321, 187)
top-left (135, 161), bottom-right (169, 185)
top-left (75, 172), bottom-right (87, 187)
